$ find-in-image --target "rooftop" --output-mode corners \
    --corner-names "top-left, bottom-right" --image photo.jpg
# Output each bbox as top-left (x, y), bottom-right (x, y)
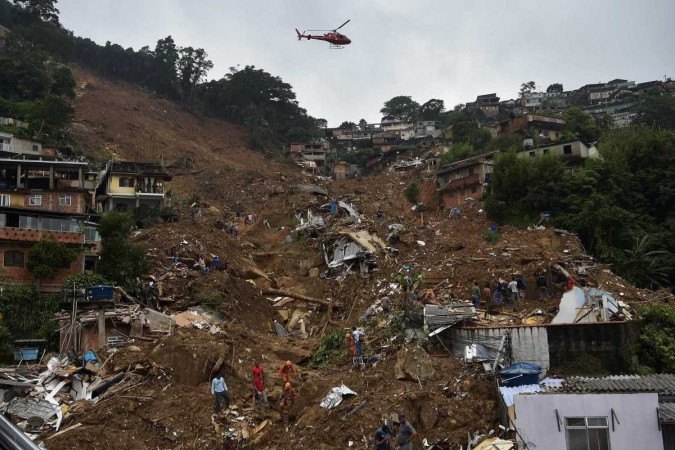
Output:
top-left (551, 374), bottom-right (675, 395)
top-left (436, 151), bottom-right (498, 176)
top-left (109, 161), bottom-right (171, 177)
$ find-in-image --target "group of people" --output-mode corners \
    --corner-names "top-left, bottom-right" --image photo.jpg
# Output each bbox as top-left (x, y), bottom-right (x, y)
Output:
top-left (373, 414), bottom-right (417, 450)
top-left (211, 360), bottom-right (300, 416)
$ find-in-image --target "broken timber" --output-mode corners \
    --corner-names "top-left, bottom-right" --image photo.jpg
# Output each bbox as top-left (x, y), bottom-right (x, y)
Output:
top-left (262, 289), bottom-right (335, 323)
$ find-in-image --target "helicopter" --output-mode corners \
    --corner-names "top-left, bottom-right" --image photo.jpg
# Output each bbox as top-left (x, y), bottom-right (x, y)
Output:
top-left (295, 19), bottom-right (351, 48)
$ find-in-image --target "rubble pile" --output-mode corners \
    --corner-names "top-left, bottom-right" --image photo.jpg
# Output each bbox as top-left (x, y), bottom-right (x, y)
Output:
top-left (3, 67), bottom-right (665, 449)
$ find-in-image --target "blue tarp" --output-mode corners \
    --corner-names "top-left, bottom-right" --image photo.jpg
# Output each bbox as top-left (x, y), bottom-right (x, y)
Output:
top-left (500, 362), bottom-right (542, 387)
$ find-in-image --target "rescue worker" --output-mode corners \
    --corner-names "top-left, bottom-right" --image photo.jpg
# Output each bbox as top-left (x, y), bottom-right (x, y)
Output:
top-left (251, 361), bottom-right (268, 411)
top-left (345, 330), bottom-right (356, 358)
top-left (277, 360), bottom-right (297, 384)
top-left (279, 382), bottom-right (298, 412)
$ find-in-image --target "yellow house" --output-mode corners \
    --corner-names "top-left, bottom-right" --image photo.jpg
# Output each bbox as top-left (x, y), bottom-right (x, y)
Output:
top-left (96, 161), bottom-right (172, 213)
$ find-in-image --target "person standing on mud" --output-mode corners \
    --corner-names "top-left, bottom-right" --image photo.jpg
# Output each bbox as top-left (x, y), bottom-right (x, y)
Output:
top-left (373, 422), bottom-right (392, 450)
top-left (279, 382), bottom-right (298, 412)
top-left (482, 284), bottom-right (492, 318)
top-left (210, 372), bottom-right (229, 413)
top-left (352, 327), bottom-right (364, 358)
top-left (345, 330), bottom-right (356, 358)
top-left (396, 413), bottom-right (417, 450)
top-left (471, 281), bottom-right (481, 309)
top-left (277, 360), bottom-right (297, 384)
top-left (251, 362), bottom-right (267, 410)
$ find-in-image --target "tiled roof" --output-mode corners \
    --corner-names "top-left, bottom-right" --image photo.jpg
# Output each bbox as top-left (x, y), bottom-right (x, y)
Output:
top-left (660, 402), bottom-right (675, 424)
top-left (551, 374), bottom-right (675, 395)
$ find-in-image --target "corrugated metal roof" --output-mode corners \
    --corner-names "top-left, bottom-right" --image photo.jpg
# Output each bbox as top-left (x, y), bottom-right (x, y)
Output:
top-left (660, 402), bottom-right (675, 424)
top-left (550, 374), bottom-right (675, 395)
top-left (499, 378), bottom-right (564, 407)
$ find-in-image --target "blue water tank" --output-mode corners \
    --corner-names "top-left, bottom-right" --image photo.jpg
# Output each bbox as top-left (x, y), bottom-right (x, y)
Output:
top-left (87, 285), bottom-right (114, 300)
top-left (500, 362), bottom-right (542, 387)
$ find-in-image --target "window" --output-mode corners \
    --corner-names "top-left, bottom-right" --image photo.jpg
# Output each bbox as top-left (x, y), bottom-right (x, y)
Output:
top-left (32, 144), bottom-right (39, 152)
top-left (28, 195), bottom-right (42, 206)
top-left (563, 144), bottom-right (573, 155)
top-left (118, 177), bottom-right (135, 188)
top-left (565, 417), bottom-right (610, 450)
top-left (0, 194), bottom-right (10, 207)
top-left (59, 195), bottom-right (72, 206)
top-left (84, 226), bottom-right (100, 243)
top-left (4, 250), bottom-right (24, 267)
top-left (43, 217), bottom-right (80, 233)
top-left (468, 167), bottom-right (474, 175)
top-left (19, 216), bottom-right (38, 229)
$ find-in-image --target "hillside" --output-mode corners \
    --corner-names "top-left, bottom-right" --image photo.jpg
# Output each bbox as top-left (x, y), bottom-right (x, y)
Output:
top-left (69, 65), bottom-right (298, 208)
top-left (29, 68), bottom-right (671, 450)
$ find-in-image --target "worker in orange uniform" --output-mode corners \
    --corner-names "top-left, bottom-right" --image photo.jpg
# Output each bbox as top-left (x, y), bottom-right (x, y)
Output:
top-left (279, 382), bottom-right (298, 412)
top-left (277, 360), bottom-right (297, 384)
top-left (345, 330), bottom-right (356, 358)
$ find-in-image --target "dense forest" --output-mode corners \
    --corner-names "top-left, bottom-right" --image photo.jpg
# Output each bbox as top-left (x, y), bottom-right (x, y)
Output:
top-left (0, 0), bottom-right (323, 147)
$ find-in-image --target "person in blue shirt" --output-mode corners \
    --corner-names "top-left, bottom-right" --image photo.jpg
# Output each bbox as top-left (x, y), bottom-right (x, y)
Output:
top-left (210, 373), bottom-right (230, 413)
top-left (373, 422), bottom-right (392, 449)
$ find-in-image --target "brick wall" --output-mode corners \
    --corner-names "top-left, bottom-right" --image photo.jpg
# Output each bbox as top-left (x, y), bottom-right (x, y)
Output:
top-left (0, 243), bottom-right (84, 292)
top-left (21, 191), bottom-right (86, 214)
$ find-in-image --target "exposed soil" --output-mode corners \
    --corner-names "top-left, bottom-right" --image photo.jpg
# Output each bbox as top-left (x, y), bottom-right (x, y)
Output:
top-left (39, 67), bottom-right (672, 450)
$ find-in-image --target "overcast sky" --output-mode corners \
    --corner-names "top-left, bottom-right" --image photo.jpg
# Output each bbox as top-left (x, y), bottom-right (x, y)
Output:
top-left (58, 0), bottom-right (675, 127)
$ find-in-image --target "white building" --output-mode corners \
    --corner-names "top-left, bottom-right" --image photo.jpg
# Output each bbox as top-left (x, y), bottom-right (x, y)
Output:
top-left (0, 132), bottom-right (42, 155)
top-left (501, 374), bottom-right (675, 450)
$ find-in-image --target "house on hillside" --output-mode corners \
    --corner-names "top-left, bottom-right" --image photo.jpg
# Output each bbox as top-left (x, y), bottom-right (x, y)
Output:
top-left (290, 143), bottom-right (328, 169)
top-left (500, 114), bottom-right (566, 142)
top-left (95, 161), bottom-right (171, 213)
top-left (414, 121), bottom-right (441, 139)
top-left (0, 156), bottom-right (100, 291)
top-left (0, 132), bottom-right (42, 155)
top-left (435, 152), bottom-right (497, 208)
top-left (473, 93), bottom-right (500, 117)
top-left (500, 374), bottom-right (675, 450)
top-left (0, 24), bottom-right (9, 50)
top-left (516, 140), bottom-right (598, 170)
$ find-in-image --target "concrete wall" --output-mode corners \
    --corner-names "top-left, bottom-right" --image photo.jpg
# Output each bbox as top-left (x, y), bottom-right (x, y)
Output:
top-left (445, 322), bottom-right (638, 375)
top-left (546, 322), bottom-right (639, 374)
top-left (447, 326), bottom-right (550, 372)
top-left (514, 393), bottom-right (663, 450)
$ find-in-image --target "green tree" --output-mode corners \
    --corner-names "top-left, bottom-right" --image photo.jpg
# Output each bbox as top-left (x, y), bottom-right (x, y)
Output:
top-left (50, 65), bottom-right (75, 98)
top-left (13, 0), bottom-right (59, 24)
top-left (519, 81), bottom-right (536, 97)
top-left (418, 98), bottom-right (445, 121)
top-left (380, 96), bottom-right (420, 121)
top-left (638, 94), bottom-right (675, 129)
top-left (358, 118), bottom-right (368, 130)
top-left (439, 143), bottom-right (477, 166)
top-left (561, 107), bottom-right (602, 142)
top-left (26, 237), bottom-right (77, 287)
top-left (546, 83), bottom-right (563, 93)
top-left (639, 304), bottom-right (675, 373)
top-left (339, 121), bottom-right (356, 129)
top-left (620, 235), bottom-right (671, 289)
top-left (176, 46), bottom-right (213, 98)
top-left (96, 212), bottom-right (150, 288)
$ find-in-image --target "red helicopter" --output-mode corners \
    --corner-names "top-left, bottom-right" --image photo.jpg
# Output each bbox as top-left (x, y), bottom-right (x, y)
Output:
top-left (295, 19), bottom-right (351, 48)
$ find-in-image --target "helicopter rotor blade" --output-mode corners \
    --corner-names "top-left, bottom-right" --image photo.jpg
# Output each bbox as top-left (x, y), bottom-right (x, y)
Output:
top-left (334, 19), bottom-right (350, 31)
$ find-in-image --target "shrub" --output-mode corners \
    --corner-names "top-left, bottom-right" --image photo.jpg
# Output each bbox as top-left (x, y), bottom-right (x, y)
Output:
top-left (638, 304), bottom-right (675, 373)
top-left (309, 328), bottom-right (347, 368)
top-left (404, 183), bottom-right (420, 204)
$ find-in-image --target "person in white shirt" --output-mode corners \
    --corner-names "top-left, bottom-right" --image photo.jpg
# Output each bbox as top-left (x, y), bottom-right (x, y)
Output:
top-left (211, 373), bottom-right (230, 412)
top-left (507, 277), bottom-right (519, 307)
